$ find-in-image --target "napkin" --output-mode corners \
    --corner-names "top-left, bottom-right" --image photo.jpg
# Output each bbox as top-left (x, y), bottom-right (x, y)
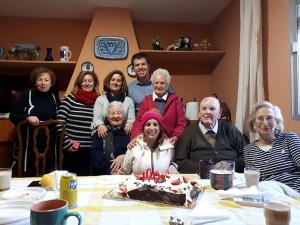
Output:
top-left (216, 186), bottom-right (259, 199)
top-left (0, 200), bottom-right (31, 225)
top-left (190, 201), bottom-right (230, 224)
top-left (259, 180), bottom-right (300, 202)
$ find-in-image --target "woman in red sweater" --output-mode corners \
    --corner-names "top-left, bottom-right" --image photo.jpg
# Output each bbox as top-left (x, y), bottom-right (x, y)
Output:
top-left (130, 68), bottom-right (186, 146)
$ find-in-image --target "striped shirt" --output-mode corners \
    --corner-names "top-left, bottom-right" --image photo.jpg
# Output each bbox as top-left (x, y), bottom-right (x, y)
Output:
top-left (57, 94), bottom-right (94, 151)
top-left (243, 132), bottom-right (300, 192)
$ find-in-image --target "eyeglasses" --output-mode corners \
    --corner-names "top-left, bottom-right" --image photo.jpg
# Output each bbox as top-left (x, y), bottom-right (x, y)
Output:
top-left (255, 116), bottom-right (275, 125)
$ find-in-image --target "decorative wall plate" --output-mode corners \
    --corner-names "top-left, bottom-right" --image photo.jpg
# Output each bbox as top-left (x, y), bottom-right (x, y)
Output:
top-left (94, 36), bottom-right (128, 59)
top-left (81, 61), bottom-right (94, 72)
top-left (127, 64), bottom-right (137, 78)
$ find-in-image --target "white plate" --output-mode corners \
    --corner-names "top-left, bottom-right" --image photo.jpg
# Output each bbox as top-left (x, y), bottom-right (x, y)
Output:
top-left (0, 205), bottom-right (30, 224)
top-left (1, 187), bottom-right (46, 200)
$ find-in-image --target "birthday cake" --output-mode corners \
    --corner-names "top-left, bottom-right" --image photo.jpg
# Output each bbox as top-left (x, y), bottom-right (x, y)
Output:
top-left (108, 170), bottom-right (202, 208)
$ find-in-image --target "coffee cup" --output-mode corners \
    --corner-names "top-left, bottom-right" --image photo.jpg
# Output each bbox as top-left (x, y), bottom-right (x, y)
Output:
top-left (209, 160), bottom-right (235, 190)
top-left (244, 167), bottom-right (260, 188)
top-left (210, 169), bottom-right (233, 190)
top-left (264, 202), bottom-right (291, 225)
top-left (198, 160), bottom-right (214, 179)
top-left (30, 199), bottom-right (82, 225)
top-left (59, 46), bottom-right (72, 62)
top-left (0, 168), bottom-right (12, 191)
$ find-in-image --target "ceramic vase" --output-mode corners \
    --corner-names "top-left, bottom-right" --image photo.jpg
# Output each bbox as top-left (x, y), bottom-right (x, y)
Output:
top-left (45, 47), bottom-right (54, 61)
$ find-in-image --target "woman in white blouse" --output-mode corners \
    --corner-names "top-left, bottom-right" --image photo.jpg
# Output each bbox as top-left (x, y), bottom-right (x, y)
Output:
top-left (118, 109), bottom-right (178, 175)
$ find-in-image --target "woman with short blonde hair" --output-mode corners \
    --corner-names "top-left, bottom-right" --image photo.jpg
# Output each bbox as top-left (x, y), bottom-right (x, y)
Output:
top-left (244, 101), bottom-right (300, 192)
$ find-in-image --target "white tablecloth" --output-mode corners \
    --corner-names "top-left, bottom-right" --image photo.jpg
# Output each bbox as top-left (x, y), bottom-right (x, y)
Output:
top-left (4, 175), bottom-right (300, 225)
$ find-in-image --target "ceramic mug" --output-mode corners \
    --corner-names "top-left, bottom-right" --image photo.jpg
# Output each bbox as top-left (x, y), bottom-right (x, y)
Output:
top-left (0, 168), bottom-right (12, 191)
top-left (30, 199), bottom-right (81, 225)
top-left (209, 161), bottom-right (235, 190)
top-left (59, 46), bottom-right (72, 62)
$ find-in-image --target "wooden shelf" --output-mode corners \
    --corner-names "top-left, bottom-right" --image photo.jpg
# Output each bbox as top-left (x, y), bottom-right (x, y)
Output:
top-left (139, 50), bottom-right (225, 74)
top-left (0, 60), bottom-right (77, 76)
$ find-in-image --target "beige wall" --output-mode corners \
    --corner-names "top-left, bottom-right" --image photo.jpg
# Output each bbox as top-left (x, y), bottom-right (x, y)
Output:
top-left (0, 16), bottom-right (90, 61)
top-left (66, 8), bottom-right (139, 94)
top-left (134, 21), bottom-right (211, 50)
top-left (133, 21), bottom-right (214, 103)
top-left (211, 0), bottom-right (240, 120)
top-left (264, 0), bottom-right (300, 135)
top-left (2, 1), bottom-right (299, 135)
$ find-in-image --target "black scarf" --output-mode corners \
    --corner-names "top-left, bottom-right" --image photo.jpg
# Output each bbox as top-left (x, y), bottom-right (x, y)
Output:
top-left (106, 92), bottom-right (125, 103)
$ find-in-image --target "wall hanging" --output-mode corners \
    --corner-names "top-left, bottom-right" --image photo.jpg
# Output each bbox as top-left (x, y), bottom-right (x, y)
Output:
top-left (94, 36), bottom-right (128, 59)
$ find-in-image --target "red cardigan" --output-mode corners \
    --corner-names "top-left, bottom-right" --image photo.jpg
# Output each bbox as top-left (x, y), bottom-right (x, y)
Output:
top-left (131, 93), bottom-right (186, 139)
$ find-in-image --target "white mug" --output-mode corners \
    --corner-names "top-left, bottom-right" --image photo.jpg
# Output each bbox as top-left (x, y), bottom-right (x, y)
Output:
top-left (59, 46), bottom-right (72, 62)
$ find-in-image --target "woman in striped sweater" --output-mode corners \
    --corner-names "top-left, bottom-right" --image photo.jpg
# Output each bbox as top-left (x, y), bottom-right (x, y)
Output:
top-left (243, 101), bottom-right (300, 192)
top-left (57, 71), bottom-right (99, 175)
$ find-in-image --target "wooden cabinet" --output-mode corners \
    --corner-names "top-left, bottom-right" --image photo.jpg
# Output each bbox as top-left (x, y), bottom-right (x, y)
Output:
top-left (0, 119), bottom-right (15, 168)
top-left (139, 50), bottom-right (225, 74)
top-left (0, 119), bottom-right (15, 142)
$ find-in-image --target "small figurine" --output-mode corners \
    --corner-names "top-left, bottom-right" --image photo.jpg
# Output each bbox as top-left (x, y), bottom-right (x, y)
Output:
top-left (152, 36), bottom-right (163, 50)
top-left (199, 39), bottom-right (212, 51)
top-left (166, 39), bottom-right (180, 51)
top-left (7, 43), bottom-right (42, 60)
top-left (166, 36), bottom-right (193, 51)
top-left (178, 36), bottom-right (193, 50)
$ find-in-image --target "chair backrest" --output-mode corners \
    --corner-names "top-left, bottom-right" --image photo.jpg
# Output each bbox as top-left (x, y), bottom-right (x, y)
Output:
top-left (16, 119), bottom-right (66, 177)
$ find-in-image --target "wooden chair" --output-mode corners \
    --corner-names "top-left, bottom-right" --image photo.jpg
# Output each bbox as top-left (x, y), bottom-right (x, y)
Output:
top-left (15, 119), bottom-right (66, 177)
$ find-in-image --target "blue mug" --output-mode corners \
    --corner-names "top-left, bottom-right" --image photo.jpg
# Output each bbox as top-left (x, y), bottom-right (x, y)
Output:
top-left (30, 199), bottom-right (81, 225)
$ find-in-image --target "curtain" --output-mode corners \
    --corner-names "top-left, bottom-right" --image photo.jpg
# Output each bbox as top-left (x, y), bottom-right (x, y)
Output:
top-left (235, 0), bottom-right (264, 141)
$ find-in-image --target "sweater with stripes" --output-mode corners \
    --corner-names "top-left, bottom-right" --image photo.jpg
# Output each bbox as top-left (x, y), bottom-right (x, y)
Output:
top-left (243, 132), bottom-right (300, 192)
top-left (57, 94), bottom-right (94, 151)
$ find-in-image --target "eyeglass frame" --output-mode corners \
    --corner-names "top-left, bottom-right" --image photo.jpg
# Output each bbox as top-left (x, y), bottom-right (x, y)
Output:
top-left (254, 116), bottom-right (276, 125)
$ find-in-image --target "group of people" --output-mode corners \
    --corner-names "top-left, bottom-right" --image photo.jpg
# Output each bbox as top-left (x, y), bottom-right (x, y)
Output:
top-left (9, 53), bottom-right (300, 193)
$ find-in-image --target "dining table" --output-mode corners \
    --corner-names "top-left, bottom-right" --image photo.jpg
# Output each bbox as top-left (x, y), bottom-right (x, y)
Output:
top-left (3, 174), bottom-right (300, 225)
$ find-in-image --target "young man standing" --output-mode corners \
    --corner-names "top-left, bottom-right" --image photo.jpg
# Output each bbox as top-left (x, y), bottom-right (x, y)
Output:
top-left (128, 53), bottom-right (153, 113)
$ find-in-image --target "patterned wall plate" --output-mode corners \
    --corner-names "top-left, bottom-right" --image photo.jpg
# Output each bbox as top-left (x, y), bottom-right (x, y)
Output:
top-left (94, 36), bottom-right (128, 59)
top-left (81, 61), bottom-right (94, 72)
top-left (127, 64), bottom-right (137, 78)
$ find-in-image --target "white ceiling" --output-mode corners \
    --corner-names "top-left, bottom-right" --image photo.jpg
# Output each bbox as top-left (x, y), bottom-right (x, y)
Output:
top-left (0, 0), bottom-right (232, 24)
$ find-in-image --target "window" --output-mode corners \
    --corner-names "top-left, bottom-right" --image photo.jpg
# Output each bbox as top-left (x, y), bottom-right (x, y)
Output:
top-left (290, 0), bottom-right (300, 119)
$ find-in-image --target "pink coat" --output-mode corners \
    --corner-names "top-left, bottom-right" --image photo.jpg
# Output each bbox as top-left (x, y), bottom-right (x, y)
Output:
top-left (131, 93), bottom-right (186, 139)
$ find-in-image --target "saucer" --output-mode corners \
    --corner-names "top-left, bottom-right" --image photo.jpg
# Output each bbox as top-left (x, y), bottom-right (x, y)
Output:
top-left (1, 187), bottom-right (46, 201)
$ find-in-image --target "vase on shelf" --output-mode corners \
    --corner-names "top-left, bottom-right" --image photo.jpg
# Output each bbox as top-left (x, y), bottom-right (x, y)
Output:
top-left (44, 47), bottom-right (54, 61)
top-left (0, 44), bottom-right (4, 59)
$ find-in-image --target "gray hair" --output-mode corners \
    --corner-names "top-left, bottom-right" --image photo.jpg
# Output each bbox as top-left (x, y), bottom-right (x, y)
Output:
top-left (248, 101), bottom-right (284, 133)
top-left (106, 101), bottom-right (125, 116)
top-left (150, 68), bottom-right (171, 85)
